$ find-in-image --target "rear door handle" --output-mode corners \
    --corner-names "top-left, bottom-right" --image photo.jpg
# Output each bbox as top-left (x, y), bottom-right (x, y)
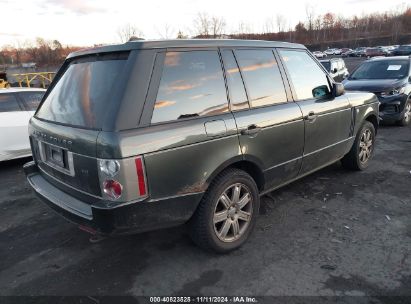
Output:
top-left (241, 124), bottom-right (262, 136)
top-left (305, 111), bottom-right (318, 122)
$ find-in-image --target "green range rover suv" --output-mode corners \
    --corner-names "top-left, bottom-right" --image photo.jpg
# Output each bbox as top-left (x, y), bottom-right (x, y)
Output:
top-left (24, 39), bottom-right (379, 252)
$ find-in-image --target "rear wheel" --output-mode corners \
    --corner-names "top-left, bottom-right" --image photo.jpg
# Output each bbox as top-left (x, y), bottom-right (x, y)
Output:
top-left (189, 169), bottom-right (259, 253)
top-left (397, 100), bottom-right (411, 127)
top-left (341, 121), bottom-right (375, 170)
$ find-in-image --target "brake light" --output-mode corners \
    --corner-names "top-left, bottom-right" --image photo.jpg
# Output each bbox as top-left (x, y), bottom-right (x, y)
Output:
top-left (98, 156), bottom-right (147, 202)
top-left (103, 179), bottom-right (123, 199)
top-left (135, 157), bottom-right (147, 196)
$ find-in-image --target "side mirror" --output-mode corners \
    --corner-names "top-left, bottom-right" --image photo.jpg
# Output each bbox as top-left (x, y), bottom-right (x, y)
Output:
top-left (312, 85), bottom-right (330, 98)
top-left (333, 82), bottom-right (345, 97)
top-left (408, 76), bottom-right (411, 83)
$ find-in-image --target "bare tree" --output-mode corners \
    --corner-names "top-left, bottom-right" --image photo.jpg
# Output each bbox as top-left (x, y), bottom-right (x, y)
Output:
top-left (176, 30), bottom-right (188, 39)
top-left (117, 23), bottom-right (144, 43)
top-left (305, 3), bottom-right (316, 40)
top-left (263, 17), bottom-right (275, 33)
top-left (237, 21), bottom-right (253, 34)
top-left (194, 12), bottom-right (211, 37)
top-left (276, 14), bottom-right (286, 32)
top-left (156, 24), bottom-right (175, 39)
top-left (210, 16), bottom-right (226, 37)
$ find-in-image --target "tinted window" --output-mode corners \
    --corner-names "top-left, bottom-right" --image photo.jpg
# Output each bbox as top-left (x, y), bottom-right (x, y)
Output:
top-left (151, 51), bottom-right (228, 123)
top-left (36, 53), bottom-right (128, 129)
top-left (236, 50), bottom-right (287, 107)
top-left (221, 50), bottom-right (249, 111)
top-left (279, 50), bottom-right (331, 100)
top-left (321, 61), bottom-right (331, 72)
top-left (19, 91), bottom-right (44, 111)
top-left (0, 94), bottom-right (21, 112)
top-left (350, 59), bottom-right (409, 80)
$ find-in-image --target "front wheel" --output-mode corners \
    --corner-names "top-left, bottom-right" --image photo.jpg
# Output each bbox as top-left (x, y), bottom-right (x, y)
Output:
top-left (189, 169), bottom-right (260, 253)
top-left (397, 100), bottom-right (411, 126)
top-left (341, 121), bottom-right (376, 170)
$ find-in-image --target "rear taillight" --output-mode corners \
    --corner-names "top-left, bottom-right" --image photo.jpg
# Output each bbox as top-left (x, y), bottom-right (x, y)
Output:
top-left (103, 179), bottom-right (123, 199)
top-left (98, 156), bottom-right (148, 202)
top-left (99, 160), bottom-right (120, 177)
top-left (135, 157), bottom-right (147, 196)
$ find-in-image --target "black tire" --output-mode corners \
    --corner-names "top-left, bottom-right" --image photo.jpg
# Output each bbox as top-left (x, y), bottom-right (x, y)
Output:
top-left (397, 100), bottom-right (411, 127)
top-left (341, 121), bottom-right (376, 171)
top-left (189, 169), bottom-right (260, 253)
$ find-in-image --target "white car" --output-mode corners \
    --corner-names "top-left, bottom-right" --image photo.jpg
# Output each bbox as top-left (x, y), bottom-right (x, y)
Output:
top-left (324, 48), bottom-right (342, 55)
top-left (324, 48), bottom-right (336, 55)
top-left (0, 88), bottom-right (46, 161)
top-left (312, 51), bottom-right (326, 58)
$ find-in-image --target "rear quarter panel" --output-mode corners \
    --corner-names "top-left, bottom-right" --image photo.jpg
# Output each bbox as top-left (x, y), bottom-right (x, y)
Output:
top-left (97, 113), bottom-right (241, 200)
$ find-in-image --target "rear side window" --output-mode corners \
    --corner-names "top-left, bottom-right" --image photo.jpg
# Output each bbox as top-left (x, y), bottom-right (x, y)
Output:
top-left (0, 94), bottom-right (21, 112)
top-left (36, 52), bottom-right (128, 129)
top-left (151, 51), bottom-right (228, 124)
top-left (221, 50), bottom-right (249, 111)
top-left (235, 50), bottom-right (287, 108)
top-left (19, 91), bottom-right (44, 111)
top-left (279, 50), bottom-right (331, 100)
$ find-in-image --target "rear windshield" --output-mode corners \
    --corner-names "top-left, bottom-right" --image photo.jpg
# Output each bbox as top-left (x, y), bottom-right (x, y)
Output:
top-left (350, 59), bottom-right (409, 80)
top-left (36, 53), bottom-right (128, 129)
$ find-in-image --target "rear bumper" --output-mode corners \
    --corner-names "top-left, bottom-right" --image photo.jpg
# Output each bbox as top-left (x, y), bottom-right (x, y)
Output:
top-left (24, 161), bottom-right (203, 235)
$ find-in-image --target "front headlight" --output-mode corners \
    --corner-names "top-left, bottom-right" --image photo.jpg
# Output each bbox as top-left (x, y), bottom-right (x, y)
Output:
top-left (380, 86), bottom-right (406, 97)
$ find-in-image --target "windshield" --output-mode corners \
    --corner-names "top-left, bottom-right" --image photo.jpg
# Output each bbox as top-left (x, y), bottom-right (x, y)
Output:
top-left (36, 52), bottom-right (128, 129)
top-left (350, 60), bottom-right (409, 80)
top-left (320, 61), bottom-right (331, 72)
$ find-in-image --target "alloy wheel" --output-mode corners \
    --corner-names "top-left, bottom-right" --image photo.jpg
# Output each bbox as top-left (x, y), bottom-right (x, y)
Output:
top-left (359, 129), bottom-right (373, 164)
top-left (213, 183), bottom-right (253, 243)
top-left (404, 102), bottom-right (411, 123)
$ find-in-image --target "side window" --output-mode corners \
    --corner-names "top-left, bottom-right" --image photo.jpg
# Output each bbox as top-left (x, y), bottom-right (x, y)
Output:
top-left (151, 51), bottom-right (228, 124)
top-left (221, 50), bottom-right (249, 111)
top-left (279, 50), bottom-right (331, 100)
top-left (19, 92), bottom-right (44, 111)
top-left (235, 49), bottom-right (287, 108)
top-left (0, 94), bottom-right (22, 112)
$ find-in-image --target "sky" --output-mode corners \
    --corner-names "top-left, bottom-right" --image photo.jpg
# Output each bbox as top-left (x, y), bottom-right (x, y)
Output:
top-left (1, 0), bottom-right (409, 47)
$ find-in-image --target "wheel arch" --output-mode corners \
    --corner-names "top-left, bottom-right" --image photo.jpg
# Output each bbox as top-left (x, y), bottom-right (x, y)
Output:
top-left (206, 156), bottom-right (265, 193)
top-left (364, 112), bottom-right (379, 134)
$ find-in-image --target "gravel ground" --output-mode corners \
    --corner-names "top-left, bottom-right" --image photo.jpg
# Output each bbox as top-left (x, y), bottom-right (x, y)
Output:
top-left (0, 123), bottom-right (410, 301)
